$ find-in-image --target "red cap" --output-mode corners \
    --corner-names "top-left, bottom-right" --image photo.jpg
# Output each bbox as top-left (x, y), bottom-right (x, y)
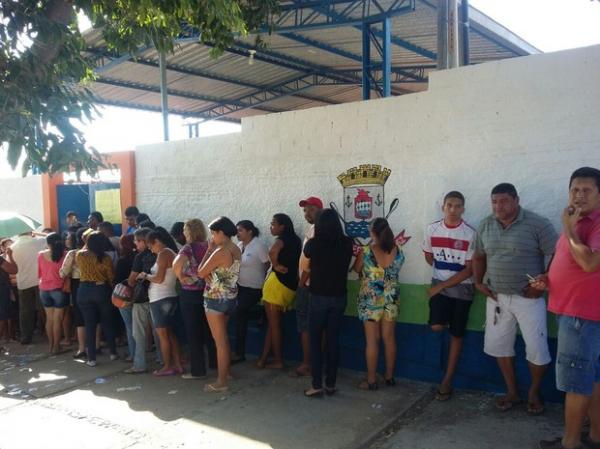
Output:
top-left (299, 196), bottom-right (323, 209)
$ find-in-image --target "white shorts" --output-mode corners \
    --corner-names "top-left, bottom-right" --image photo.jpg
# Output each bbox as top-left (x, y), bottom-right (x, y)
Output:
top-left (483, 293), bottom-right (551, 366)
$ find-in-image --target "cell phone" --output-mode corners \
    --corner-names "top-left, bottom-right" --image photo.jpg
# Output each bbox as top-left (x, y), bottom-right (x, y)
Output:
top-left (525, 273), bottom-right (536, 282)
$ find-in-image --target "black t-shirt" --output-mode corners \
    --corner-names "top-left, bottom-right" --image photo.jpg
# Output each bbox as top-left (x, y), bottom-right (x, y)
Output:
top-left (275, 234), bottom-right (302, 291)
top-left (115, 253), bottom-right (136, 284)
top-left (303, 237), bottom-right (353, 297)
top-left (132, 249), bottom-right (156, 275)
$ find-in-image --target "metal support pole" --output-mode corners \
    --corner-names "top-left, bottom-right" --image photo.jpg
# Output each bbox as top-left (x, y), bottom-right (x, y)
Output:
top-left (460, 0), bottom-right (470, 66)
top-left (382, 17), bottom-right (392, 97)
top-left (436, 0), bottom-right (448, 70)
top-left (159, 50), bottom-right (170, 141)
top-left (362, 23), bottom-right (371, 100)
top-left (448, 0), bottom-right (459, 68)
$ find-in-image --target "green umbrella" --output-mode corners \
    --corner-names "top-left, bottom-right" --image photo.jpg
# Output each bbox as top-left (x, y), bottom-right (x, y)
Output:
top-left (0, 212), bottom-right (41, 238)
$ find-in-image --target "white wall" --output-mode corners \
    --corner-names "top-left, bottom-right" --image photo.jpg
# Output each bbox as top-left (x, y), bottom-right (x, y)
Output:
top-left (136, 44), bottom-right (600, 284)
top-left (0, 175), bottom-right (44, 224)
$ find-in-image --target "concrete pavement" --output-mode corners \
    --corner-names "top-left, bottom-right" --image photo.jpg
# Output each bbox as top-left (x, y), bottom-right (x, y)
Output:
top-left (0, 341), bottom-right (563, 449)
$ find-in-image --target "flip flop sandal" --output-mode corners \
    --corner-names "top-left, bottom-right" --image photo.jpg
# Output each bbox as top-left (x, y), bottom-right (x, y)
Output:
top-left (435, 388), bottom-right (453, 401)
top-left (204, 384), bottom-right (229, 393)
top-left (581, 433), bottom-right (600, 449)
top-left (153, 368), bottom-right (177, 377)
top-left (495, 396), bottom-right (524, 411)
top-left (304, 388), bottom-right (324, 398)
top-left (385, 378), bottom-right (396, 387)
top-left (357, 380), bottom-right (378, 391)
top-left (325, 387), bottom-right (337, 396)
top-left (527, 401), bottom-right (545, 416)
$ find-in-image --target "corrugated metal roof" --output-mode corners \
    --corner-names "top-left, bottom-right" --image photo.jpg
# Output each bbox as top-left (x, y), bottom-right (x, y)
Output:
top-left (84, 0), bottom-right (540, 123)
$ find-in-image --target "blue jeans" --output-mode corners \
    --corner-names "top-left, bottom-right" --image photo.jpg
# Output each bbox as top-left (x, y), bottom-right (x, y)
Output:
top-left (119, 307), bottom-right (135, 359)
top-left (556, 315), bottom-right (600, 396)
top-left (309, 294), bottom-right (347, 390)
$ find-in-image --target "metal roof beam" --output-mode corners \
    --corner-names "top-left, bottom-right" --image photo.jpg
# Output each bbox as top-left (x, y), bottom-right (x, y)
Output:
top-left (193, 72), bottom-right (337, 120)
top-left (281, 32), bottom-right (427, 82)
top-left (88, 47), bottom-right (339, 107)
top-left (262, 0), bottom-right (415, 33)
top-left (221, 41), bottom-right (406, 95)
top-left (92, 98), bottom-right (241, 123)
top-left (94, 77), bottom-right (285, 114)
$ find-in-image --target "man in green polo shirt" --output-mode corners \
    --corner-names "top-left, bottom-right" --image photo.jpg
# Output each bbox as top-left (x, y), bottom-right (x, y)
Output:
top-left (473, 183), bottom-right (558, 415)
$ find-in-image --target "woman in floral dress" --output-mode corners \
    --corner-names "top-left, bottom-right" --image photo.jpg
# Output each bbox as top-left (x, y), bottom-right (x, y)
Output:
top-left (353, 217), bottom-right (405, 390)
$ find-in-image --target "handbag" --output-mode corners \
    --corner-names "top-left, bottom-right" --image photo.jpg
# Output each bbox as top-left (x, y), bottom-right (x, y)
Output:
top-left (132, 279), bottom-right (149, 303)
top-left (111, 281), bottom-right (133, 309)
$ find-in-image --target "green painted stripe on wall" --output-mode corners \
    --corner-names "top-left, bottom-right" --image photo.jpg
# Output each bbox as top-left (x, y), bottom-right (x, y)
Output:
top-left (343, 281), bottom-right (558, 338)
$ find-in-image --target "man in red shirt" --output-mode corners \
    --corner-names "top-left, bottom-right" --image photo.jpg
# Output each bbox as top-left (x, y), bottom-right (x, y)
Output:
top-left (538, 167), bottom-right (600, 449)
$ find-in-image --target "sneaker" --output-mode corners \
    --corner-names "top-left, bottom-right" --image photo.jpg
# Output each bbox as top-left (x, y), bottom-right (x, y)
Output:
top-left (182, 373), bottom-right (206, 380)
top-left (86, 360), bottom-right (97, 367)
top-left (109, 353), bottom-right (120, 361)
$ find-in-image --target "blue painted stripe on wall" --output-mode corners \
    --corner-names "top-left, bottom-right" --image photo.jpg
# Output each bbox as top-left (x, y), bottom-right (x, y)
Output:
top-left (236, 311), bottom-right (563, 403)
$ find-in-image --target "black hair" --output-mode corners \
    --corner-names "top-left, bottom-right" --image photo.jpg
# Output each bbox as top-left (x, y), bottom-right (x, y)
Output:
top-left (147, 227), bottom-right (178, 252)
top-left (66, 210), bottom-right (77, 218)
top-left (569, 166), bottom-right (600, 191)
top-left (75, 227), bottom-right (88, 249)
top-left (134, 227), bottom-right (152, 241)
top-left (98, 221), bottom-right (114, 234)
top-left (491, 183), bottom-right (518, 199)
top-left (86, 232), bottom-right (107, 263)
top-left (208, 216), bottom-right (237, 238)
top-left (272, 213), bottom-right (299, 241)
top-left (135, 213), bottom-right (150, 225)
top-left (89, 211), bottom-right (104, 223)
top-left (124, 206), bottom-right (139, 217)
top-left (371, 217), bottom-right (395, 254)
top-left (443, 191), bottom-right (465, 205)
top-left (170, 222), bottom-right (185, 237)
top-left (46, 232), bottom-right (65, 262)
top-left (314, 209), bottom-right (350, 254)
top-left (236, 220), bottom-right (260, 238)
top-left (100, 232), bottom-right (116, 252)
top-left (138, 219), bottom-right (156, 229)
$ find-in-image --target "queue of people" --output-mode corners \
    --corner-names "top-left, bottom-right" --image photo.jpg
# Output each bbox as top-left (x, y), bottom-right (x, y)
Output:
top-left (0, 166), bottom-right (599, 449)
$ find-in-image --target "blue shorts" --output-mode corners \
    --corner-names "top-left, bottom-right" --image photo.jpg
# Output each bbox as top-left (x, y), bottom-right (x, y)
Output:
top-left (556, 315), bottom-right (600, 396)
top-left (149, 297), bottom-right (178, 328)
top-left (40, 289), bottom-right (69, 308)
top-left (205, 297), bottom-right (237, 315)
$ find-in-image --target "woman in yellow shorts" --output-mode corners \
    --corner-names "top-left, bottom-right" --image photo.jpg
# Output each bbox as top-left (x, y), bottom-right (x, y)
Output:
top-left (258, 213), bottom-right (302, 369)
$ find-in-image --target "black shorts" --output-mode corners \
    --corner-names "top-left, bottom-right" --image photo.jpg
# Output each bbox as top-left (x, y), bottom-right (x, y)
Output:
top-left (428, 294), bottom-right (472, 338)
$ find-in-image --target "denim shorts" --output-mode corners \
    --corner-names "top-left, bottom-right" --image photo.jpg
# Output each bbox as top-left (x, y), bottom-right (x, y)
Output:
top-left (149, 297), bottom-right (178, 328)
top-left (556, 315), bottom-right (600, 396)
top-left (40, 289), bottom-right (69, 308)
top-left (204, 297), bottom-right (237, 315)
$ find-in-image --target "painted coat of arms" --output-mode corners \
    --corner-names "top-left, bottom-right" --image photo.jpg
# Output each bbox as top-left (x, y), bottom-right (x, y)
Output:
top-left (332, 164), bottom-right (410, 245)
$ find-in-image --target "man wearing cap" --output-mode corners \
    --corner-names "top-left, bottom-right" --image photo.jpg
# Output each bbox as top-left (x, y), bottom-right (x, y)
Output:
top-left (295, 196), bottom-right (323, 376)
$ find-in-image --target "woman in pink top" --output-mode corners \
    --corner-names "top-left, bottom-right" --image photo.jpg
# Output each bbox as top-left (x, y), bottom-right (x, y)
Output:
top-left (38, 233), bottom-right (67, 354)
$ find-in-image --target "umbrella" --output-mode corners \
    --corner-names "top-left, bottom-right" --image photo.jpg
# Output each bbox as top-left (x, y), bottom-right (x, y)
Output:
top-left (0, 212), bottom-right (41, 238)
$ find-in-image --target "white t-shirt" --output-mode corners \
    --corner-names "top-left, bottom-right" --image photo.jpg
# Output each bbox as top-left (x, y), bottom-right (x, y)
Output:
top-left (237, 238), bottom-right (269, 289)
top-left (10, 235), bottom-right (47, 290)
top-left (421, 220), bottom-right (476, 300)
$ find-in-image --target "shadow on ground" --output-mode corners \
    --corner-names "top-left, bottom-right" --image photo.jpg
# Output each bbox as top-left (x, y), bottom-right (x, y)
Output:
top-left (0, 341), bottom-right (563, 449)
